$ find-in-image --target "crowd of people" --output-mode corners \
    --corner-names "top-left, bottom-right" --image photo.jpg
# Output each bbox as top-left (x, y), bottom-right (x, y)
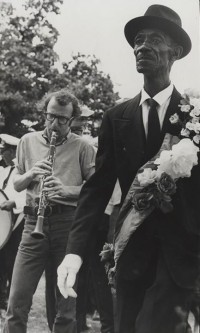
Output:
top-left (0, 4), bottom-right (199, 333)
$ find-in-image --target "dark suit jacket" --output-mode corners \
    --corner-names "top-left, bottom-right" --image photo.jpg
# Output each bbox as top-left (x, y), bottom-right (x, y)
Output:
top-left (67, 87), bottom-right (200, 290)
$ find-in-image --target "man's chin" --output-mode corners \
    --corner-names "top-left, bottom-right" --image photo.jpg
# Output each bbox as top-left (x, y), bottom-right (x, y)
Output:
top-left (136, 65), bottom-right (155, 74)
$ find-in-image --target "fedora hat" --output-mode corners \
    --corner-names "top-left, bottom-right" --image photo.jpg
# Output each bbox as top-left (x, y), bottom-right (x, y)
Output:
top-left (124, 4), bottom-right (191, 58)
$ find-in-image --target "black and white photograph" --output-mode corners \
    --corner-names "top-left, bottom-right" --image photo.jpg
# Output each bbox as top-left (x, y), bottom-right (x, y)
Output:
top-left (0, 0), bottom-right (199, 332)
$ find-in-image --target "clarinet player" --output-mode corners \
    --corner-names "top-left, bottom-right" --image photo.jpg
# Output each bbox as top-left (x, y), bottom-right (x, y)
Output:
top-left (3, 89), bottom-right (96, 333)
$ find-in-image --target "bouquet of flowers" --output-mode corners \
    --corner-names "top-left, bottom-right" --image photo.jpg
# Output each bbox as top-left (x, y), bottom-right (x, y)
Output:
top-left (134, 89), bottom-right (200, 214)
top-left (134, 138), bottom-right (198, 213)
top-left (100, 89), bottom-right (200, 281)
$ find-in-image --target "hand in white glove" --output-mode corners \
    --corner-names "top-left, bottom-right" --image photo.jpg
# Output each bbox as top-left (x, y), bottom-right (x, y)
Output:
top-left (57, 254), bottom-right (82, 299)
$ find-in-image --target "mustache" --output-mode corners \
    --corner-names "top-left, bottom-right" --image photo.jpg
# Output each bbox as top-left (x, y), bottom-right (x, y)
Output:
top-left (136, 53), bottom-right (155, 61)
top-left (135, 49), bottom-right (156, 60)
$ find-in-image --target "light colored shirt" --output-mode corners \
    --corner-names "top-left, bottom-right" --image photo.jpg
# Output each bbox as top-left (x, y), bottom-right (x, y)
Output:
top-left (16, 131), bottom-right (96, 207)
top-left (0, 160), bottom-right (26, 214)
top-left (105, 180), bottom-right (121, 215)
top-left (82, 135), bottom-right (122, 215)
top-left (140, 83), bottom-right (174, 137)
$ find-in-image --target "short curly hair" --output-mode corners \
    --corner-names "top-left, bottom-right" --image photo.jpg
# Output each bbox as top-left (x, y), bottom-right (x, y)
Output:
top-left (38, 89), bottom-right (81, 118)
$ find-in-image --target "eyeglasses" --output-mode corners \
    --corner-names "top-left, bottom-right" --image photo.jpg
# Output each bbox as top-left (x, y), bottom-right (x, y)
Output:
top-left (45, 113), bottom-right (71, 125)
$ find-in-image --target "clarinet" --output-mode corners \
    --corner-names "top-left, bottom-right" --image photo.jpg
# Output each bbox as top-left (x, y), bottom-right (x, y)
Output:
top-left (31, 131), bottom-right (57, 239)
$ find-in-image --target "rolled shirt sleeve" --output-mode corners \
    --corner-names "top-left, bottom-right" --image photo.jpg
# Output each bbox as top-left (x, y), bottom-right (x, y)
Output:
top-left (80, 142), bottom-right (96, 181)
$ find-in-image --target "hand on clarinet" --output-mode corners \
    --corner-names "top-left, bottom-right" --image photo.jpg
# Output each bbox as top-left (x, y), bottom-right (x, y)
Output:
top-left (29, 159), bottom-right (52, 179)
top-left (43, 175), bottom-right (66, 197)
top-left (57, 254), bottom-right (82, 299)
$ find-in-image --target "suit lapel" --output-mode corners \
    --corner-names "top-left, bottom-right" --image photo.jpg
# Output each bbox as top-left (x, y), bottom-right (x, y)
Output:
top-left (144, 87), bottom-right (182, 160)
top-left (113, 87), bottom-right (181, 168)
top-left (114, 93), bottom-right (146, 167)
top-left (162, 87), bottom-right (182, 136)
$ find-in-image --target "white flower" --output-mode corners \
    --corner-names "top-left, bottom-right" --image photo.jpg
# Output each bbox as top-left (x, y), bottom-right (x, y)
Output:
top-left (170, 156), bottom-right (194, 178)
top-left (156, 150), bottom-right (174, 177)
top-left (186, 122), bottom-right (195, 131)
top-left (172, 138), bottom-right (198, 156)
top-left (190, 97), bottom-right (200, 109)
top-left (157, 139), bottom-right (199, 179)
top-left (180, 105), bottom-right (191, 112)
top-left (193, 122), bottom-right (200, 133)
top-left (137, 168), bottom-right (157, 186)
top-left (191, 116), bottom-right (199, 124)
top-left (169, 113), bottom-right (179, 124)
top-left (181, 128), bottom-right (190, 137)
top-left (190, 107), bottom-right (200, 117)
top-left (170, 139), bottom-right (199, 178)
top-left (154, 150), bottom-right (172, 166)
top-left (193, 135), bottom-right (200, 145)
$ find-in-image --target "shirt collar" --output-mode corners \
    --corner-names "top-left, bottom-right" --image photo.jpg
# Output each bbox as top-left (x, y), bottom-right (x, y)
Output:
top-left (42, 128), bottom-right (71, 146)
top-left (140, 83), bottom-right (174, 106)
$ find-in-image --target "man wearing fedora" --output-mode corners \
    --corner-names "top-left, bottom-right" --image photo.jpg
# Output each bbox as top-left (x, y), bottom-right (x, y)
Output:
top-left (57, 5), bottom-right (200, 333)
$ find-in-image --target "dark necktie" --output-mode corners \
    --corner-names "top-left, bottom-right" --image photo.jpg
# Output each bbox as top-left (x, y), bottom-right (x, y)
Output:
top-left (146, 98), bottom-right (161, 159)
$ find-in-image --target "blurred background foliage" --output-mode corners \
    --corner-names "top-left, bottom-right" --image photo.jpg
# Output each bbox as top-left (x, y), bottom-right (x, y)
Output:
top-left (0, 0), bottom-right (119, 137)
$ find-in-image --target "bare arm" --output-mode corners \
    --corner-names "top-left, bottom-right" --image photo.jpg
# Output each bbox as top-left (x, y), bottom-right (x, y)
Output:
top-left (13, 159), bottom-right (52, 192)
top-left (43, 176), bottom-right (84, 199)
top-left (13, 169), bottom-right (34, 192)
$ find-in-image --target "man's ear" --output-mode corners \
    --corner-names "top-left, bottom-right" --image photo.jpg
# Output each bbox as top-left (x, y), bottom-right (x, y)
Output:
top-left (173, 45), bottom-right (183, 60)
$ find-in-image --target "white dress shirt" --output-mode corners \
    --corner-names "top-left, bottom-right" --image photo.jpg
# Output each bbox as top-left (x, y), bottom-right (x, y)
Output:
top-left (140, 83), bottom-right (174, 137)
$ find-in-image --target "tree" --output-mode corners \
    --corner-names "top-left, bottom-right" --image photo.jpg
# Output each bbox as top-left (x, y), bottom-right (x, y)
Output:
top-left (57, 53), bottom-right (119, 112)
top-left (54, 53), bottom-right (120, 136)
top-left (0, 0), bottom-right (63, 136)
top-left (0, 1), bottom-right (119, 137)
top-left (51, 53), bottom-right (120, 134)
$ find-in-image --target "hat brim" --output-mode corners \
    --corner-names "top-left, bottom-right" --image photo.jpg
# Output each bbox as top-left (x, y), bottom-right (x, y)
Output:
top-left (124, 16), bottom-right (191, 58)
top-left (0, 134), bottom-right (19, 146)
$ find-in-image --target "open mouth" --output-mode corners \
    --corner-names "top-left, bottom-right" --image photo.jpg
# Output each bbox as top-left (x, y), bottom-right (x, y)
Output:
top-left (137, 56), bottom-right (154, 61)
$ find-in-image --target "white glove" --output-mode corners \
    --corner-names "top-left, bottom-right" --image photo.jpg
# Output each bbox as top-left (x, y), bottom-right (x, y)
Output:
top-left (57, 254), bottom-right (82, 299)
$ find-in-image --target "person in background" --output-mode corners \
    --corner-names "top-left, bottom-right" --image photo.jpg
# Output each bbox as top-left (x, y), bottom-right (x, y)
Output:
top-left (57, 5), bottom-right (199, 333)
top-left (0, 134), bottom-right (26, 317)
top-left (3, 89), bottom-right (96, 333)
top-left (70, 104), bottom-right (94, 137)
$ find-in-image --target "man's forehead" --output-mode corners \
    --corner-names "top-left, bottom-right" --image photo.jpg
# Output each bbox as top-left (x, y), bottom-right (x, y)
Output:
top-left (47, 96), bottom-right (73, 115)
top-left (135, 28), bottom-right (169, 38)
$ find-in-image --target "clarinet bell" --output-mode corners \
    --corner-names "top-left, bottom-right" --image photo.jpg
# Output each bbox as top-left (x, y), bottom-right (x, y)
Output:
top-left (31, 215), bottom-right (45, 239)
